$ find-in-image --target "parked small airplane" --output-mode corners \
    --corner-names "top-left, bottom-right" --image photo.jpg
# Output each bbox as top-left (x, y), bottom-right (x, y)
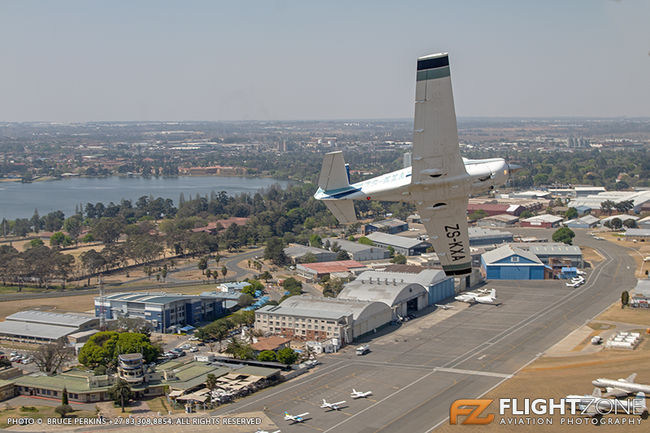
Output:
top-left (455, 289), bottom-right (497, 304)
top-left (320, 399), bottom-right (346, 411)
top-left (351, 389), bottom-right (373, 399)
top-left (283, 411), bottom-right (309, 423)
top-left (565, 387), bottom-right (648, 418)
top-left (592, 373), bottom-right (650, 397)
top-left (434, 304), bottom-right (453, 310)
top-left (255, 430), bottom-right (281, 433)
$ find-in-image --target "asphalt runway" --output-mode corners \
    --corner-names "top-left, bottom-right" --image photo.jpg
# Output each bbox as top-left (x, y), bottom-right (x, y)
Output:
top-left (211, 231), bottom-right (639, 433)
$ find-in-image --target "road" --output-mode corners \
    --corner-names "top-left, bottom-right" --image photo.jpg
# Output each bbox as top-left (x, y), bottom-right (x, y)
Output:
top-left (209, 231), bottom-right (638, 432)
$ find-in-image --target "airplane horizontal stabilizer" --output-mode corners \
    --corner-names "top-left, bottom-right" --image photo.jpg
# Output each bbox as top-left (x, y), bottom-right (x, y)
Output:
top-left (324, 200), bottom-right (357, 224)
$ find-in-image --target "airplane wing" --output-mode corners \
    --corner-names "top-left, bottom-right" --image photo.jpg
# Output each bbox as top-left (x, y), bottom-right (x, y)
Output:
top-left (416, 197), bottom-right (471, 275)
top-left (411, 53), bottom-right (467, 186)
top-left (333, 401), bottom-right (346, 406)
top-left (297, 412), bottom-right (309, 417)
top-left (604, 388), bottom-right (629, 398)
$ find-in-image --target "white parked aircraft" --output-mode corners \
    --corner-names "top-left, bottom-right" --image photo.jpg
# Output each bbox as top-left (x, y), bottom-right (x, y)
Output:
top-left (455, 289), bottom-right (497, 304)
top-left (320, 399), bottom-right (346, 411)
top-left (283, 411), bottom-right (309, 423)
top-left (351, 389), bottom-right (373, 399)
top-left (592, 373), bottom-right (650, 398)
top-left (434, 304), bottom-right (453, 310)
top-left (314, 53), bottom-right (520, 277)
top-left (256, 430), bottom-right (281, 433)
top-left (565, 387), bottom-right (648, 418)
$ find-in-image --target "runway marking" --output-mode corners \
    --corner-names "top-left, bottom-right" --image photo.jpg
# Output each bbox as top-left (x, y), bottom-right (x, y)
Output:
top-left (434, 367), bottom-right (511, 378)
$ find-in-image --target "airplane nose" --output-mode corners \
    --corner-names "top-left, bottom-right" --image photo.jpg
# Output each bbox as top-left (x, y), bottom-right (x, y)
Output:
top-left (507, 164), bottom-right (522, 174)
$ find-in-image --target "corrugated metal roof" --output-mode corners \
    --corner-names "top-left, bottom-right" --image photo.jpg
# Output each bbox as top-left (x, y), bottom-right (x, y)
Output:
top-left (527, 244), bottom-right (582, 256)
top-left (297, 260), bottom-right (365, 274)
top-left (5, 310), bottom-right (95, 328)
top-left (366, 232), bottom-right (428, 249)
top-left (482, 245), bottom-right (542, 265)
top-left (324, 238), bottom-right (389, 254)
top-left (258, 295), bottom-right (381, 321)
top-left (338, 281), bottom-right (426, 307)
top-left (0, 321), bottom-right (79, 340)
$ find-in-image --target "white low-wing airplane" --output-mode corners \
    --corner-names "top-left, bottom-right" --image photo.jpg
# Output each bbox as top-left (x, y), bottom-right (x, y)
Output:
top-left (320, 399), bottom-right (346, 410)
top-left (351, 389), bottom-right (372, 399)
top-left (455, 289), bottom-right (497, 304)
top-left (565, 387), bottom-right (648, 418)
top-left (592, 373), bottom-right (650, 398)
top-left (434, 304), bottom-right (453, 310)
top-left (283, 411), bottom-right (309, 423)
top-left (314, 53), bottom-right (520, 277)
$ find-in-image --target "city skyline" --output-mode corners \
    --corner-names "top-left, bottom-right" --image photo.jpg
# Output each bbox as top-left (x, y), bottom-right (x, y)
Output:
top-left (1, 0), bottom-right (649, 122)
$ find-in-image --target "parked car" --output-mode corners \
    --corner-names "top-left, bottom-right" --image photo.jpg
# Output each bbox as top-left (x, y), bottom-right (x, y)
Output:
top-left (189, 347), bottom-right (199, 353)
top-left (180, 344), bottom-right (191, 350)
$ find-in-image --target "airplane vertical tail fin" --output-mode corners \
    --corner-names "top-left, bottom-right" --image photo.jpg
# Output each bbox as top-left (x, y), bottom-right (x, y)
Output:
top-left (352, 389), bottom-right (357, 393)
top-left (318, 151), bottom-right (357, 224)
top-left (626, 373), bottom-right (637, 383)
top-left (592, 387), bottom-right (602, 397)
top-left (318, 151), bottom-right (350, 191)
top-left (490, 289), bottom-right (496, 298)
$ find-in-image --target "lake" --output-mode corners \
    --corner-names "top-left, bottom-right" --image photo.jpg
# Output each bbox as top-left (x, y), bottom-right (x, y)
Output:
top-left (0, 176), bottom-right (291, 220)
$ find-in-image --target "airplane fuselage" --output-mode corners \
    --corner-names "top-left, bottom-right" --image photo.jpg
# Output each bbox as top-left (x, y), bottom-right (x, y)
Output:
top-left (314, 158), bottom-right (510, 203)
top-left (592, 378), bottom-right (650, 394)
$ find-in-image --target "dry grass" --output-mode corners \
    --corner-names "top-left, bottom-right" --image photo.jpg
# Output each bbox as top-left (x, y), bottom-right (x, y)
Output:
top-left (581, 246), bottom-right (604, 265)
top-left (596, 303), bottom-right (650, 328)
top-left (0, 405), bottom-right (97, 429)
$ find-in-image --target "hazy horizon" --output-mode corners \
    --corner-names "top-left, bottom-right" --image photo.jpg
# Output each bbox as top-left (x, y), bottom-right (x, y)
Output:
top-left (2, 1), bottom-right (649, 122)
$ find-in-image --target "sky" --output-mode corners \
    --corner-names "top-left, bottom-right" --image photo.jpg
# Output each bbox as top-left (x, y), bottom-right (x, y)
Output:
top-left (1, 0), bottom-right (649, 121)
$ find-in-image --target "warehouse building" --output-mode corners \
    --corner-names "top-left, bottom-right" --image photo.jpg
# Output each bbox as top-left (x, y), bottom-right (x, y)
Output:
top-left (364, 219), bottom-right (409, 234)
top-left (477, 214), bottom-right (519, 228)
top-left (481, 245), bottom-right (546, 280)
top-left (520, 214), bottom-right (564, 228)
top-left (254, 296), bottom-right (391, 344)
top-left (638, 216), bottom-right (650, 229)
top-left (95, 292), bottom-right (225, 333)
top-left (564, 215), bottom-right (600, 229)
top-left (624, 229), bottom-right (650, 242)
top-left (283, 244), bottom-right (336, 264)
top-left (0, 311), bottom-right (98, 344)
top-left (324, 238), bottom-right (390, 261)
top-left (468, 227), bottom-right (514, 246)
top-left (295, 260), bottom-right (367, 280)
top-left (568, 190), bottom-right (650, 214)
top-left (525, 243), bottom-right (584, 268)
top-left (366, 232), bottom-right (430, 256)
top-left (338, 269), bottom-right (454, 317)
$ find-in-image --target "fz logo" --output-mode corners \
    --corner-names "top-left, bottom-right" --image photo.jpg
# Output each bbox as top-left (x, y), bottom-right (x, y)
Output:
top-left (450, 399), bottom-right (494, 425)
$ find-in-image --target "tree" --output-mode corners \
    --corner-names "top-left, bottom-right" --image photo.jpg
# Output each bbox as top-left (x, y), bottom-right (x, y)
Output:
top-left (28, 238), bottom-right (44, 248)
top-left (564, 207), bottom-right (578, 220)
top-left (221, 265), bottom-right (228, 281)
top-left (206, 373), bottom-right (218, 391)
top-left (78, 331), bottom-right (159, 369)
top-left (238, 293), bottom-right (254, 307)
top-left (610, 218), bottom-right (623, 230)
top-left (282, 277), bottom-right (302, 295)
top-left (552, 227), bottom-right (575, 245)
top-left (92, 217), bottom-right (124, 244)
top-left (43, 211), bottom-right (65, 232)
top-left (300, 252), bottom-right (317, 263)
top-left (257, 350), bottom-right (277, 362)
top-left (55, 404), bottom-right (73, 418)
top-left (31, 209), bottom-right (42, 233)
top-left (225, 338), bottom-right (254, 360)
top-left (61, 387), bottom-right (69, 405)
top-left (32, 341), bottom-right (73, 375)
top-left (336, 250), bottom-right (350, 260)
top-left (276, 347), bottom-right (298, 365)
top-left (260, 270), bottom-right (272, 282)
top-left (623, 219), bottom-right (637, 228)
top-left (621, 291), bottom-right (629, 309)
top-left (391, 254), bottom-right (407, 264)
top-left (63, 215), bottom-right (83, 243)
top-left (110, 379), bottom-right (133, 413)
top-left (469, 210), bottom-right (489, 221)
top-left (197, 256), bottom-right (208, 274)
top-left (50, 232), bottom-right (73, 249)
top-left (600, 200), bottom-right (615, 215)
top-left (358, 236), bottom-right (373, 246)
top-left (309, 234), bottom-right (322, 247)
top-left (519, 210), bottom-right (534, 219)
top-left (264, 237), bottom-right (288, 266)
top-left (614, 200), bottom-right (634, 214)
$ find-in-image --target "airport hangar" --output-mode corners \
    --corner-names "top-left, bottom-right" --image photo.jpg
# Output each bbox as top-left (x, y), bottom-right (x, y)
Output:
top-left (0, 310), bottom-right (98, 344)
top-left (323, 237), bottom-right (391, 261)
top-left (338, 269), bottom-right (455, 318)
